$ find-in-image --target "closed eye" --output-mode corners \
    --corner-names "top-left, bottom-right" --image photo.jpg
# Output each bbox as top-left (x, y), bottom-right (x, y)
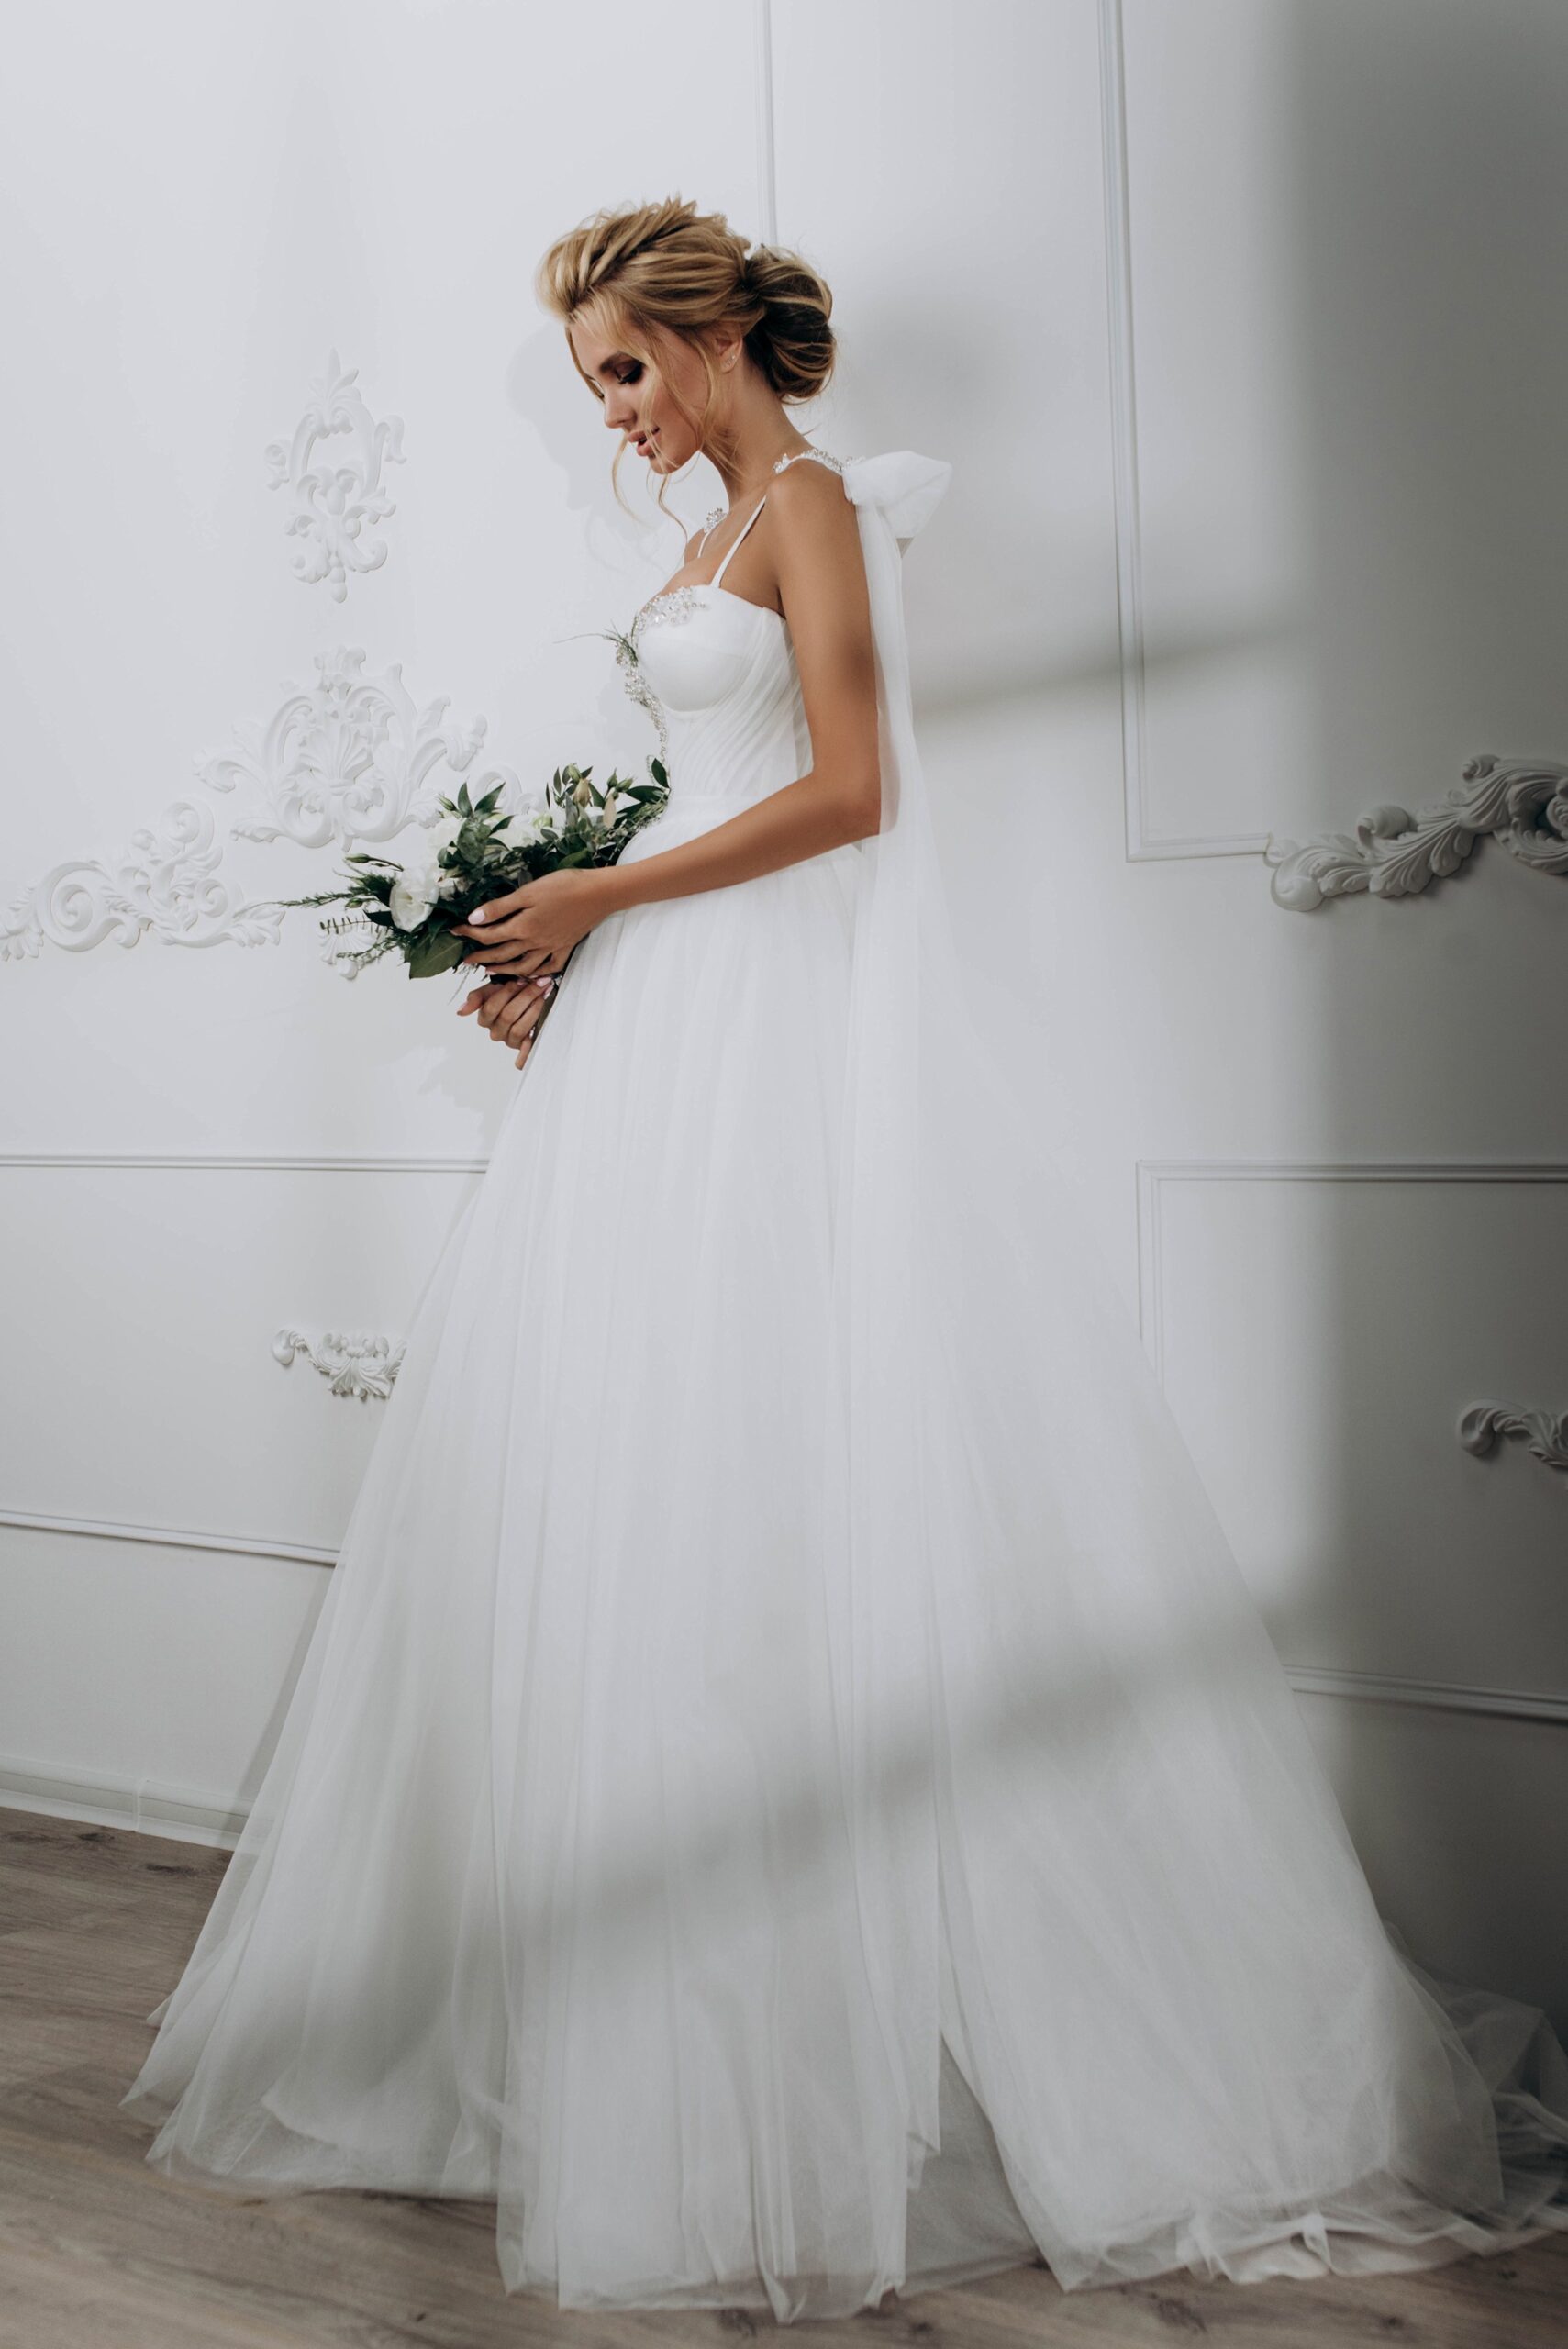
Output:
top-left (587, 362), bottom-right (643, 403)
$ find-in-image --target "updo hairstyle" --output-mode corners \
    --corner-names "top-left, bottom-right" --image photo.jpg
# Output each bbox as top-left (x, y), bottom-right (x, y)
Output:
top-left (534, 194), bottom-right (836, 512)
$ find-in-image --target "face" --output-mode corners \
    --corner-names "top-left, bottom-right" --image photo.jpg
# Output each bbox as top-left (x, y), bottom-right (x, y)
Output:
top-left (568, 311), bottom-right (731, 473)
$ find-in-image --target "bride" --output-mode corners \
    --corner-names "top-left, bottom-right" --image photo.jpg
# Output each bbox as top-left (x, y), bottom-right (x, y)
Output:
top-left (121, 195), bottom-right (1568, 2323)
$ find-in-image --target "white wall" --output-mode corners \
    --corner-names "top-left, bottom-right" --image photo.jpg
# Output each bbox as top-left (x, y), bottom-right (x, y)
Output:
top-left (3, 0), bottom-right (1565, 2027)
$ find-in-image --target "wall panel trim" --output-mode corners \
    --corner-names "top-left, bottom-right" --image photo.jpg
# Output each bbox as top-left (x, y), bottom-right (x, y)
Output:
top-left (1132, 1154), bottom-right (1568, 1717)
top-left (0, 1151), bottom-right (487, 1174)
top-left (0, 1506), bottom-right (336, 1570)
top-left (1136, 1156), bottom-right (1568, 1378)
top-left (1098, 0), bottom-right (1273, 863)
top-left (753, 0), bottom-right (778, 243)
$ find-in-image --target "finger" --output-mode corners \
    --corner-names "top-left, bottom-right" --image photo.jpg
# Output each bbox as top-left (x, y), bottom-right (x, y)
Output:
top-left (457, 913), bottom-right (535, 957)
top-left (498, 1002), bottom-right (543, 1050)
top-left (509, 986), bottom-right (556, 1052)
top-left (484, 974), bottom-right (554, 1027)
top-left (511, 1001), bottom-right (551, 1067)
top-left (478, 983), bottom-right (534, 1034)
top-left (466, 943), bottom-right (552, 978)
top-left (452, 885), bottom-right (533, 935)
top-left (460, 939), bottom-right (533, 971)
top-left (500, 985), bottom-right (555, 1051)
top-left (458, 980), bottom-right (512, 1018)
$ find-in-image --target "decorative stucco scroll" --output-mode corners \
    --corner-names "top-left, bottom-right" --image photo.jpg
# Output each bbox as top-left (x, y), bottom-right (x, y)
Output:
top-left (1, 798), bottom-right (284, 960)
top-left (1264, 756), bottom-right (1568, 911)
top-left (272, 1327), bottom-right (406, 1401)
top-left (1458, 1400), bottom-right (1568, 1486)
top-left (6, 647), bottom-right (519, 957)
top-left (263, 350), bottom-right (406, 602)
top-left (196, 644), bottom-right (504, 850)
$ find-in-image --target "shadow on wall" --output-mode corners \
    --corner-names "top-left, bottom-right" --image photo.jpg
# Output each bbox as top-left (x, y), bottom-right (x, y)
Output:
top-left (1289, 0), bottom-right (1568, 2018)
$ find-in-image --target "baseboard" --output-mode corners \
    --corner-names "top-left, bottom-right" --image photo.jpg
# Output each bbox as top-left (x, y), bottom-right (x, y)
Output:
top-left (0, 1758), bottom-right (247, 1849)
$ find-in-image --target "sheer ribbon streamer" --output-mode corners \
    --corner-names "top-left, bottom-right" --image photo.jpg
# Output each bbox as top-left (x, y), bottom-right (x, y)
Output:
top-left (824, 449), bottom-right (1568, 2299)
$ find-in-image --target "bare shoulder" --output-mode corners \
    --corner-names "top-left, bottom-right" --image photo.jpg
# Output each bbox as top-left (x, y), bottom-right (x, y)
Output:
top-left (767, 452), bottom-right (854, 529)
top-left (769, 456), bottom-right (862, 592)
top-left (771, 454), bottom-right (873, 720)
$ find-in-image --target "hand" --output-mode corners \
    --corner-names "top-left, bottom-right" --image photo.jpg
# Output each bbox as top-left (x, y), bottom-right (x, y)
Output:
top-left (457, 974), bottom-right (556, 1068)
top-left (451, 866), bottom-right (613, 980)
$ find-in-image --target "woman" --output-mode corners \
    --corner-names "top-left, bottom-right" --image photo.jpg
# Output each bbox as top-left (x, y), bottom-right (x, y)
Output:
top-left (122, 196), bottom-right (1568, 2323)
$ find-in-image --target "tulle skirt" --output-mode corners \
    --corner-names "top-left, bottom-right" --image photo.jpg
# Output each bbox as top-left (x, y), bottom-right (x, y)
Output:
top-left (122, 797), bottom-right (1568, 2321)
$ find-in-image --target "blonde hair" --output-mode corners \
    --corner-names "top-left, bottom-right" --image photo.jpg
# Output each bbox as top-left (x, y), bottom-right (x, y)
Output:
top-left (534, 194), bottom-right (836, 515)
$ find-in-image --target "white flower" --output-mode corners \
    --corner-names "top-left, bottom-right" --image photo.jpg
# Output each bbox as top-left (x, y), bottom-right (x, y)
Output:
top-left (425, 810), bottom-right (466, 856)
top-left (389, 871), bottom-right (438, 930)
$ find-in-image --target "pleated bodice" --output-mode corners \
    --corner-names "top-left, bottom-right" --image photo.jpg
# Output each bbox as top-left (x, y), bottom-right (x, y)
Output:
top-left (623, 584), bottom-right (812, 807)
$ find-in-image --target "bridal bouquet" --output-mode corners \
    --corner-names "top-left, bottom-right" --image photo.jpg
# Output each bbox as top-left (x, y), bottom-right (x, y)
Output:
top-left (268, 759), bottom-right (668, 981)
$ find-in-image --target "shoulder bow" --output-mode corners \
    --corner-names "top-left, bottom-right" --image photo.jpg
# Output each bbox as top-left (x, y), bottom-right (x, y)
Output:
top-left (839, 451), bottom-right (952, 546)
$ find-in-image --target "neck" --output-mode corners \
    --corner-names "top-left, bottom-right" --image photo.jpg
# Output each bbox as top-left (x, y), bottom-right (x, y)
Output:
top-left (706, 385), bottom-right (814, 505)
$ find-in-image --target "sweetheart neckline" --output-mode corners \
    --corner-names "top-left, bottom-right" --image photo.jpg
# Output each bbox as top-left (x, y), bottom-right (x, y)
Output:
top-left (633, 583), bottom-right (787, 633)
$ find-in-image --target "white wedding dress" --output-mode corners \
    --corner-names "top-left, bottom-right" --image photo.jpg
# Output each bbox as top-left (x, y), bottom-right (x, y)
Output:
top-left (122, 447), bottom-right (1568, 2322)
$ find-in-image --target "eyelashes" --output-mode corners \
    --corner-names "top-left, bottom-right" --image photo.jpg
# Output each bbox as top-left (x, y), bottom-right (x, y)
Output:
top-left (587, 362), bottom-right (644, 402)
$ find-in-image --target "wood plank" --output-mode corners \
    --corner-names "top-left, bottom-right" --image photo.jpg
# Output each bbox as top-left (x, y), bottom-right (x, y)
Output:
top-left (3, 1805), bottom-right (1565, 2349)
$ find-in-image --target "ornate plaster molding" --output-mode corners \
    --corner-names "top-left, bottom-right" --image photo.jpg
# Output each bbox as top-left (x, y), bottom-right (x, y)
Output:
top-left (263, 350), bottom-right (406, 602)
top-left (1459, 1401), bottom-right (1568, 1485)
top-left (6, 647), bottom-right (518, 958)
top-left (1264, 755), bottom-right (1568, 910)
top-left (196, 643), bottom-right (509, 850)
top-left (272, 1326), bottom-right (406, 1401)
top-left (0, 798), bottom-right (284, 960)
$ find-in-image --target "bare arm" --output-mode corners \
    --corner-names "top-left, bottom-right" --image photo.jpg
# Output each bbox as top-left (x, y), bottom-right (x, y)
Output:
top-left (452, 463), bottom-right (881, 979)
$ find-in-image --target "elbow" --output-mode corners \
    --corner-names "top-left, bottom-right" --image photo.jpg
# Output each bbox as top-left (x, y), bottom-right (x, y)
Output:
top-left (839, 775), bottom-right (883, 844)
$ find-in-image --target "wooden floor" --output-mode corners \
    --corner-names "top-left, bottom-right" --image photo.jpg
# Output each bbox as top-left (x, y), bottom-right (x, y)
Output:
top-left (2, 1805), bottom-right (1564, 2349)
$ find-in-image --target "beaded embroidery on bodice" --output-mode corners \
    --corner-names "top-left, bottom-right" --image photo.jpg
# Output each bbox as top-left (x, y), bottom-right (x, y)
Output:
top-left (615, 448), bottom-right (851, 763)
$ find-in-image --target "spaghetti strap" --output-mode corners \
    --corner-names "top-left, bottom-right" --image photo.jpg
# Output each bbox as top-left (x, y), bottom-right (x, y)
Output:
top-left (773, 446), bottom-right (849, 481)
top-left (710, 495), bottom-right (767, 588)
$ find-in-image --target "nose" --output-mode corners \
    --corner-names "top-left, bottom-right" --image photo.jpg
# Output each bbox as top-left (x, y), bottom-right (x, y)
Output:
top-left (603, 386), bottom-right (638, 432)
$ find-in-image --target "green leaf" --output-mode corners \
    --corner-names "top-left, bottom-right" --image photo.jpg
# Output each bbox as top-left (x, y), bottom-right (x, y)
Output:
top-left (406, 928), bottom-right (466, 979)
